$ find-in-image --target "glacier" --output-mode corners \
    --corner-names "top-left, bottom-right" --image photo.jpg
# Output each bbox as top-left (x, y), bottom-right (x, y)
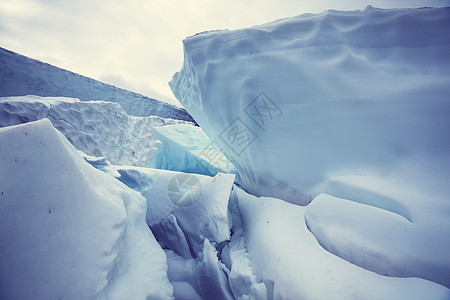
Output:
top-left (1, 5), bottom-right (450, 300)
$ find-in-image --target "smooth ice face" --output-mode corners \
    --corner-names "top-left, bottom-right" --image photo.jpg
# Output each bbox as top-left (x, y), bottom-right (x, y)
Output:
top-left (152, 123), bottom-right (237, 176)
top-left (170, 7), bottom-right (450, 204)
top-left (0, 119), bottom-right (173, 299)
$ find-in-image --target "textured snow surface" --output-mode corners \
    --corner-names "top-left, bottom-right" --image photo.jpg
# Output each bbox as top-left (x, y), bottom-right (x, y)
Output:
top-left (170, 6), bottom-right (450, 204)
top-left (0, 96), bottom-right (193, 168)
top-left (234, 187), bottom-right (449, 299)
top-left (0, 46), bottom-right (195, 122)
top-left (0, 119), bottom-right (173, 299)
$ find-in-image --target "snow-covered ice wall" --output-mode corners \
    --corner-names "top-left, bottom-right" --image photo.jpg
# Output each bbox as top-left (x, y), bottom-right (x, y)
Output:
top-left (0, 47), bottom-right (195, 122)
top-left (170, 6), bottom-right (450, 204)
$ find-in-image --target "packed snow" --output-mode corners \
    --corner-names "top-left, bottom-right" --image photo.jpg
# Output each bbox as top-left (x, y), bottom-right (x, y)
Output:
top-left (1, 5), bottom-right (450, 300)
top-left (170, 6), bottom-right (450, 205)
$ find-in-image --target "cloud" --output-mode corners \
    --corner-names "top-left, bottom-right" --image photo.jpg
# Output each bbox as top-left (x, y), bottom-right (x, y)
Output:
top-left (1, 0), bottom-right (449, 105)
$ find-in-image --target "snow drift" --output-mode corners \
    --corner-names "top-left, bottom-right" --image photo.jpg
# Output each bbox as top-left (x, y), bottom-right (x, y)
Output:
top-left (170, 6), bottom-right (450, 204)
top-left (234, 187), bottom-right (449, 299)
top-left (0, 119), bottom-right (173, 299)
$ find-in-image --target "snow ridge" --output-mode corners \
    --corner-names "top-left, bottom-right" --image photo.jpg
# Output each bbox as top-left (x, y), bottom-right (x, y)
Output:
top-left (0, 46), bottom-right (196, 123)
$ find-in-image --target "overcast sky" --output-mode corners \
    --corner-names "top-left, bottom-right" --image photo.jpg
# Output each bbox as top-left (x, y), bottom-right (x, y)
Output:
top-left (1, 0), bottom-right (449, 106)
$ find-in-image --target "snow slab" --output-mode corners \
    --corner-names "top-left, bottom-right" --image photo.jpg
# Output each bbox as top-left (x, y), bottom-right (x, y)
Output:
top-left (109, 166), bottom-right (235, 256)
top-left (170, 6), bottom-right (450, 204)
top-left (0, 119), bottom-right (173, 299)
top-left (234, 187), bottom-right (450, 299)
top-left (0, 46), bottom-right (195, 122)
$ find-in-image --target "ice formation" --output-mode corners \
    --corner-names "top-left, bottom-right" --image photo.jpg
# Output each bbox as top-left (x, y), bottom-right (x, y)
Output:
top-left (1, 5), bottom-right (450, 300)
top-left (170, 6), bottom-right (450, 204)
top-left (152, 124), bottom-right (236, 176)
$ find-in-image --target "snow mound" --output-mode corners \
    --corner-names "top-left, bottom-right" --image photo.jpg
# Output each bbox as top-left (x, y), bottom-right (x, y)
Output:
top-left (0, 119), bottom-right (173, 299)
top-left (305, 174), bottom-right (450, 288)
top-left (234, 187), bottom-right (449, 299)
top-left (0, 46), bottom-right (195, 122)
top-left (170, 6), bottom-right (450, 204)
top-left (0, 95), bottom-right (190, 167)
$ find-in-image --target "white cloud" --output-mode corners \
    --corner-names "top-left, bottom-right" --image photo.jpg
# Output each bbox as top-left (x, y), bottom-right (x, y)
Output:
top-left (1, 0), bottom-right (449, 105)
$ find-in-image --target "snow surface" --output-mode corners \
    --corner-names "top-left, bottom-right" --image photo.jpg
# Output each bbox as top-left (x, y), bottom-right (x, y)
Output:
top-left (1, 6), bottom-right (450, 300)
top-left (234, 187), bottom-right (449, 299)
top-left (170, 6), bottom-right (450, 205)
top-left (305, 175), bottom-right (450, 288)
top-left (0, 46), bottom-right (195, 122)
top-left (0, 119), bottom-right (173, 299)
